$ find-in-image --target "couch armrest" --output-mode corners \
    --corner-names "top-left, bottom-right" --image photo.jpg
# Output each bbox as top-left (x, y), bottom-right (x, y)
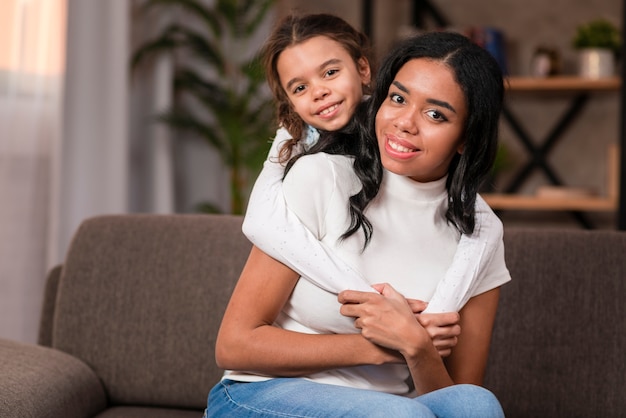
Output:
top-left (38, 264), bottom-right (62, 347)
top-left (0, 338), bottom-right (107, 418)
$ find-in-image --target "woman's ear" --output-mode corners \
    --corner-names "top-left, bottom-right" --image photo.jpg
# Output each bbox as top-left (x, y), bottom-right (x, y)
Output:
top-left (358, 57), bottom-right (371, 86)
top-left (456, 141), bottom-right (465, 155)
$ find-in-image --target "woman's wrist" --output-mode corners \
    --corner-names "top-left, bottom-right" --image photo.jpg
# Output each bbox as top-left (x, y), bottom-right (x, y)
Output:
top-left (357, 335), bottom-right (404, 365)
top-left (398, 325), bottom-right (436, 362)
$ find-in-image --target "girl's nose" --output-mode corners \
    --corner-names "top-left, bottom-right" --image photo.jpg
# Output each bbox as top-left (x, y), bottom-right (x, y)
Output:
top-left (311, 83), bottom-right (330, 100)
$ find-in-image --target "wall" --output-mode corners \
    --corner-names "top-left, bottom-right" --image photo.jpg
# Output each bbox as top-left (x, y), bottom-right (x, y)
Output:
top-left (277, 0), bottom-right (623, 229)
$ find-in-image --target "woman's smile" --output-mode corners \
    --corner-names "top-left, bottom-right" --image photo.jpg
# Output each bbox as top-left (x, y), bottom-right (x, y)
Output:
top-left (376, 58), bottom-right (467, 183)
top-left (387, 136), bottom-right (419, 153)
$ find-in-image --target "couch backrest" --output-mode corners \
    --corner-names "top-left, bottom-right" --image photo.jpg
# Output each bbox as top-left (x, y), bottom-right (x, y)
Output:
top-left (48, 216), bottom-right (626, 415)
top-left (50, 214), bottom-right (251, 410)
top-left (485, 227), bottom-right (626, 418)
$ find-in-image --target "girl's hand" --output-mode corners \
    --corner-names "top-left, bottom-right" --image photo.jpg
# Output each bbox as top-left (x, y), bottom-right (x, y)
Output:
top-left (404, 297), bottom-right (461, 357)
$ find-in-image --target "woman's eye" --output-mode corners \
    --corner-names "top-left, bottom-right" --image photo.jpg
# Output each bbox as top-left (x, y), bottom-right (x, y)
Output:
top-left (325, 69), bottom-right (339, 77)
top-left (293, 85), bottom-right (306, 94)
top-left (426, 109), bottom-right (447, 122)
top-left (390, 93), bottom-right (405, 104)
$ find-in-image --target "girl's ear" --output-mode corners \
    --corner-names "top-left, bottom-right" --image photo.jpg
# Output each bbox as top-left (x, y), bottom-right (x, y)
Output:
top-left (358, 57), bottom-right (371, 86)
top-left (456, 141), bottom-right (465, 154)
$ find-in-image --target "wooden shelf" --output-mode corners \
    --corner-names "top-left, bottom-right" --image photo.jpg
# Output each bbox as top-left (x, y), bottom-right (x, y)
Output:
top-left (485, 143), bottom-right (620, 213)
top-left (506, 76), bottom-right (621, 92)
top-left (483, 194), bottom-right (617, 211)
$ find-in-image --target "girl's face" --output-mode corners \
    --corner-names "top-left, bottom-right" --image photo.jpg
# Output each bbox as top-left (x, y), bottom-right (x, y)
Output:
top-left (277, 35), bottom-right (370, 133)
top-left (375, 58), bottom-right (467, 183)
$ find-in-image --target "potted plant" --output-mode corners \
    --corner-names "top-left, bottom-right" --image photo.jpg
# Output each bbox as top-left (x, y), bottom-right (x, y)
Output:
top-left (132, 0), bottom-right (275, 214)
top-left (572, 18), bottom-right (621, 79)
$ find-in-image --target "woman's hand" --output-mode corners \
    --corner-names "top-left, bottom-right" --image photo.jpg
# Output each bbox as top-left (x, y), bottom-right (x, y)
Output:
top-left (405, 297), bottom-right (461, 357)
top-left (339, 283), bottom-right (454, 393)
top-left (338, 283), bottom-right (431, 356)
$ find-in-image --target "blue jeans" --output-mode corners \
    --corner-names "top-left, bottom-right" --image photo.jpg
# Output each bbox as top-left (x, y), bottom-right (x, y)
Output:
top-left (205, 378), bottom-right (505, 417)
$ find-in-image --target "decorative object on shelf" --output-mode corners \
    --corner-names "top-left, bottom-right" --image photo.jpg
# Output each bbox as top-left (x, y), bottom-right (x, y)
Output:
top-left (530, 46), bottom-right (561, 77)
top-left (572, 18), bottom-right (621, 79)
top-left (131, 0), bottom-right (275, 214)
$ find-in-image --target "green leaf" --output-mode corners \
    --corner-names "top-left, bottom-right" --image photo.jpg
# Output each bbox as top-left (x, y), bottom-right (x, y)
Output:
top-left (132, 23), bottom-right (225, 71)
top-left (139, 0), bottom-right (223, 37)
top-left (242, 0), bottom-right (274, 36)
top-left (572, 19), bottom-right (621, 52)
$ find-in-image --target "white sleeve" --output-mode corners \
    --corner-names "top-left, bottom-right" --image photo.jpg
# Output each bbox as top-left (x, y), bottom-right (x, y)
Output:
top-left (242, 132), bottom-right (372, 293)
top-left (424, 194), bottom-right (511, 313)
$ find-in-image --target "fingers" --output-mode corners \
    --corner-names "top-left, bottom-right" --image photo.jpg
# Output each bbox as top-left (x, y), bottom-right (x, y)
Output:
top-left (406, 298), bottom-right (428, 314)
top-left (339, 283), bottom-right (400, 304)
top-left (339, 300), bottom-right (362, 318)
top-left (338, 289), bottom-right (379, 305)
top-left (417, 312), bottom-right (461, 329)
top-left (370, 283), bottom-right (386, 293)
top-left (432, 335), bottom-right (459, 357)
top-left (374, 283), bottom-right (402, 298)
top-left (415, 311), bottom-right (461, 357)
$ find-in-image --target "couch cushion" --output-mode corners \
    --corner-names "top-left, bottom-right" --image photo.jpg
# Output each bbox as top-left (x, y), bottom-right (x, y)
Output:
top-left (0, 338), bottom-right (107, 417)
top-left (95, 406), bottom-right (202, 418)
top-left (51, 214), bottom-right (251, 410)
top-left (485, 228), bottom-right (626, 418)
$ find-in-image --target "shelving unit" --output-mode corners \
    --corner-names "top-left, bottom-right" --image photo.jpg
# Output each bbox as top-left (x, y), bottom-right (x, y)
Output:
top-left (484, 144), bottom-right (619, 212)
top-left (362, 0), bottom-right (626, 229)
top-left (483, 76), bottom-right (621, 225)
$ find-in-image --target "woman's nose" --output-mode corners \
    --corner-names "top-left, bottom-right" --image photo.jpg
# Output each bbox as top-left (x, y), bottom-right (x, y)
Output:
top-left (394, 110), bottom-right (418, 135)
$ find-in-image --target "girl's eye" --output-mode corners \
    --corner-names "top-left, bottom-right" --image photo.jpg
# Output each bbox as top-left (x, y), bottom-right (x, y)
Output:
top-left (389, 93), bottom-right (405, 104)
top-left (324, 68), bottom-right (339, 77)
top-left (426, 109), bottom-right (448, 122)
top-left (293, 85), bottom-right (306, 94)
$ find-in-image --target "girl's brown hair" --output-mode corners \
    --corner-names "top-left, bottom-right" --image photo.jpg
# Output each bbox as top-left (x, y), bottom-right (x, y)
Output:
top-left (261, 13), bottom-right (372, 162)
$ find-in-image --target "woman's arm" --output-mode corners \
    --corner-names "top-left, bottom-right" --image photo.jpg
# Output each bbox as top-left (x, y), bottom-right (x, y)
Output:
top-left (443, 287), bottom-right (500, 385)
top-left (215, 246), bottom-right (401, 376)
top-left (242, 128), bottom-right (373, 293)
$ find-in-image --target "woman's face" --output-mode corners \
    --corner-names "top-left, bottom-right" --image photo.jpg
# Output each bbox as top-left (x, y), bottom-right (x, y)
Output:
top-left (375, 58), bottom-right (467, 183)
top-left (277, 35), bottom-right (371, 133)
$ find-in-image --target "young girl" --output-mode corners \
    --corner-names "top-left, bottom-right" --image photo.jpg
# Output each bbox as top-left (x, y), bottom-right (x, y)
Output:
top-left (208, 30), bottom-right (509, 417)
top-left (243, 13), bottom-right (504, 313)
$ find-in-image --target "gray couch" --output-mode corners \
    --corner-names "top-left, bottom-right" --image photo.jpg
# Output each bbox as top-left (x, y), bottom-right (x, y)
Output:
top-left (0, 214), bottom-right (624, 417)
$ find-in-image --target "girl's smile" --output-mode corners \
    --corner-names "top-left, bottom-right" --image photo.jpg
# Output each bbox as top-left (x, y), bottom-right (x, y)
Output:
top-left (277, 35), bottom-right (370, 133)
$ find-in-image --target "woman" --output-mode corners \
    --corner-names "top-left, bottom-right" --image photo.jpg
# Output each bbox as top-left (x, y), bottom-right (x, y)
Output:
top-left (207, 31), bottom-right (509, 417)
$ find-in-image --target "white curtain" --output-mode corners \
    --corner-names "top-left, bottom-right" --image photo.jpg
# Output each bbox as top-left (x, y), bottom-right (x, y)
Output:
top-left (1, 0), bottom-right (236, 343)
top-left (50, 0), bottom-right (133, 265)
top-left (0, 0), bottom-right (67, 343)
top-left (0, 0), bottom-right (182, 343)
